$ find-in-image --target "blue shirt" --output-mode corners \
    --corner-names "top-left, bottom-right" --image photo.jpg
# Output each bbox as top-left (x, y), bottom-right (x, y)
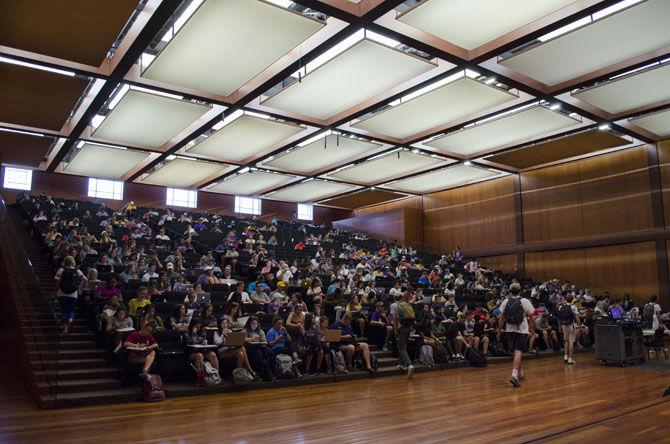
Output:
top-left (266, 326), bottom-right (288, 350)
top-left (418, 276), bottom-right (430, 285)
top-left (247, 282), bottom-right (269, 293)
top-left (331, 320), bottom-right (353, 337)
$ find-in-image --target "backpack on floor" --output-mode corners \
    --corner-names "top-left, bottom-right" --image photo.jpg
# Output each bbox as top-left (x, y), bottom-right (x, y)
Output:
top-left (59, 268), bottom-right (80, 294)
top-left (202, 361), bottom-right (222, 386)
top-left (275, 354), bottom-right (294, 379)
top-left (330, 349), bottom-right (347, 373)
top-left (503, 297), bottom-right (524, 325)
top-left (232, 367), bottom-right (254, 386)
top-left (465, 347), bottom-right (487, 368)
top-left (489, 341), bottom-right (506, 357)
top-left (433, 342), bottom-right (450, 364)
top-left (141, 373), bottom-right (165, 402)
top-left (419, 344), bottom-right (434, 366)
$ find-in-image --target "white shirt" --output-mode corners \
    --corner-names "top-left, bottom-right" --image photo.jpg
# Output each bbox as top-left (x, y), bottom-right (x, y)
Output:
top-left (228, 291), bottom-right (251, 304)
top-left (141, 271), bottom-right (159, 282)
top-left (499, 296), bottom-right (535, 334)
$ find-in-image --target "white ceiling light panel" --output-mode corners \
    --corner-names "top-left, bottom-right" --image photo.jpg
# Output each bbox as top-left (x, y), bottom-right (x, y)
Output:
top-left (262, 39), bottom-right (436, 119)
top-left (92, 89), bottom-right (210, 148)
top-left (207, 170), bottom-right (297, 195)
top-left (352, 77), bottom-right (517, 138)
top-left (500, 0), bottom-right (670, 85)
top-left (263, 134), bottom-right (382, 174)
top-left (398, 0), bottom-right (575, 50)
top-left (143, 0), bottom-right (324, 96)
top-left (384, 164), bottom-right (500, 194)
top-left (630, 108), bottom-right (670, 137)
top-left (326, 150), bottom-right (445, 184)
top-left (572, 63), bottom-right (670, 114)
top-left (426, 106), bottom-right (581, 156)
top-left (140, 158), bottom-right (233, 188)
top-left (187, 114), bottom-right (304, 162)
top-left (64, 143), bottom-right (150, 179)
top-left (266, 179), bottom-right (360, 202)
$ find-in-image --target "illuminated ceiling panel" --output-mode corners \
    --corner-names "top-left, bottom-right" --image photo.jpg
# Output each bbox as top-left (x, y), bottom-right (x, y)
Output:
top-left (263, 39), bottom-right (436, 119)
top-left (425, 106), bottom-right (581, 157)
top-left (500, 0), bottom-right (670, 85)
top-left (64, 143), bottom-right (149, 179)
top-left (143, 0), bottom-right (324, 96)
top-left (266, 180), bottom-right (360, 203)
top-left (326, 150), bottom-right (446, 184)
top-left (139, 158), bottom-right (233, 188)
top-left (262, 134), bottom-right (382, 174)
top-left (92, 89), bottom-right (210, 148)
top-left (207, 170), bottom-right (297, 195)
top-left (352, 76), bottom-right (517, 138)
top-left (384, 164), bottom-right (500, 194)
top-left (398, 0), bottom-right (575, 50)
top-left (187, 114), bottom-right (304, 162)
top-left (630, 108), bottom-right (670, 137)
top-left (572, 63), bottom-right (670, 114)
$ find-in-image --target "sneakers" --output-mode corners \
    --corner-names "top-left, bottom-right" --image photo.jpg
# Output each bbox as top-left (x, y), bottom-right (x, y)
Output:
top-left (293, 357), bottom-right (302, 365)
top-left (565, 358), bottom-right (575, 365)
top-left (407, 365), bottom-right (415, 379)
top-left (508, 375), bottom-right (521, 387)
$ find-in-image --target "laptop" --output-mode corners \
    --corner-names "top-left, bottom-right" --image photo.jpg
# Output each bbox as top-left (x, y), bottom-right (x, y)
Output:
top-left (224, 331), bottom-right (247, 347)
top-left (323, 329), bottom-right (342, 342)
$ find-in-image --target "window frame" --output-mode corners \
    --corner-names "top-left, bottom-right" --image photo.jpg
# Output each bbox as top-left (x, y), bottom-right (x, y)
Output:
top-left (87, 178), bottom-right (124, 201)
top-left (297, 203), bottom-right (313, 221)
top-left (234, 196), bottom-right (261, 215)
top-left (166, 187), bottom-right (198, 208)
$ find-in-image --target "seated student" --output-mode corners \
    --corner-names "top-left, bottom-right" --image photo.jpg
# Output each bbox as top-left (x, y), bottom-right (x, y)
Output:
top-left (471, 314), bottom-right (490, 355)
top-left (184, 289), bottom-right (202, 312)
top-left (534, 312), bottom-right (560, 351)
top-left (137, 305), bottom-right (164, 330)
top-left (141, 264), bottom-right (159, 282)
top-left (223, 302), bottom-right (244, 329)
top-left (172, 275), bottom-right (191, 293)
top-left (128, 286), bottom-right (151, 316)
top-left (369, 302), bottom-right (393, 350)
top-left (331, 313), bottom-right (375, 374)
top-left (228, 281), bottom-right (252, 304)
top-left (243, 317), bottom-right (275, 380)
top-left (200, 303), bottom-right (217, 328)
top-left (345, 295), bottom-right (366, 337)
top-left (123, 322), bottom-right (159, 375)
top-left (247, 276), bottom-right (269, 293)
top-left (213, 318), bottom-right (254, 373)
top-left (266, 317), bottom-right (301, 365)
top-left (286, 303), bottom-right (306, 336)
top-left (120, 263), bottom-right (139, 283)
top-left (445, 319), bottom-right (467, 359)
top-left (106, 307), bottom-right (133, 353)
top-left (303, 313), bottom-right (328, 374)
top-left (250, 285), bottom-right (271, 304)
top-left (170, 304), bottom-right (190, 332)
top-left (184, 318), bottom-right (220, 384)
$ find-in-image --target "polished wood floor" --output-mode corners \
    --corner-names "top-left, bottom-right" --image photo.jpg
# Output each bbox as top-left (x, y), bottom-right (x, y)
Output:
top-left (0, 353), bottom-right (668, 444)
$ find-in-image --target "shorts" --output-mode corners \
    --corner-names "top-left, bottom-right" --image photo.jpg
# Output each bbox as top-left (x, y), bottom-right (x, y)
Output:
top-left (561, 324), bottom-right (576, 343)
top-left (58, 296), bottom-right (77, 322)
top-left (506, 332), bottom-right (529, 353)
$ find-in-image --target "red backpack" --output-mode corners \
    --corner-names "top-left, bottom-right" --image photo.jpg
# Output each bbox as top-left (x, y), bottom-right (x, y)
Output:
top-left (141, 374), bottom-right (165, 402)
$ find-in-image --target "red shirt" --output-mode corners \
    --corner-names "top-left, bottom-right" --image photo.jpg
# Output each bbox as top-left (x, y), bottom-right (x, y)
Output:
top-left (471, 309), bottom-right (489, 321)
top-left (126, 331), bottom-right (157, 347)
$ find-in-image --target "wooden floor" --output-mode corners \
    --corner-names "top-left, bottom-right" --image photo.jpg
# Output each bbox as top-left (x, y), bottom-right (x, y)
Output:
top-left (1, 353), bottom-right (669, 444)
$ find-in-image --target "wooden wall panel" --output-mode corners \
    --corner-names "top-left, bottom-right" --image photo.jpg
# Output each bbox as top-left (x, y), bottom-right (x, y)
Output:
top-left (578, 147), bottom-right (653, 237)
top-left (525, 249), bottom-right (588, 286)
top-left (479, 254), bottom-right (518, 274)
top-left (334, 209), bottom-right (405, 244)
top-left (0, 171), bottom-right (351, 224)
top-left (354, 196), bottom-right (423, 215)
top-left (423, 176), bottom-right (516, 252)
top-left (521, 162), bottom-right (584, 243)
top-left (522, 146), bottom-right (653, 243)
top-left (658, 139), bottom-right (670, 228)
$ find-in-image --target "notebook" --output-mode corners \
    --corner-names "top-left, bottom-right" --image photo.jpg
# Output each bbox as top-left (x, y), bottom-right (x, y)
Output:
top-left (224, 331), bottom-right (247, 347)
top-left (323, 329), bottom-right (342, 342)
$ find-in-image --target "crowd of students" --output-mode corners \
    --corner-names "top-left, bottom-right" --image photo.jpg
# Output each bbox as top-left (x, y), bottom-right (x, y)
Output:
top-left (17, 192), bottom-right (670, 388)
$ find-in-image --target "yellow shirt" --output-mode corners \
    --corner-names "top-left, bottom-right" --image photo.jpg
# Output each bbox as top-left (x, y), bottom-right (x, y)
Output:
top-left (129, 298), bottom-right (151, 315)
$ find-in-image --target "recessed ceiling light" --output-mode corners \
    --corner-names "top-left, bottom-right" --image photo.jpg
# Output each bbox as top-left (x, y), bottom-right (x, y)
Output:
top-left (549, 103), bottom-right (561, 111)
top-left (463, 160), bottom-right (472, 166)
top-left (598, 123), bottom-right (611, 130)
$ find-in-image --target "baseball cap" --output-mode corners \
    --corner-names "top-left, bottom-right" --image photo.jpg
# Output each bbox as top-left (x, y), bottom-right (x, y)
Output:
top-left (166, 262), bottom-right (174, 269)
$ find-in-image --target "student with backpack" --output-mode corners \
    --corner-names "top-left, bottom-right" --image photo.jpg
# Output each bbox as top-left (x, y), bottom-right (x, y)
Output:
top-left (391, 289), bottom-right (416, 378)
top-left (54, 255), bottom-right (87, 334)
top-left (558, 294), bottom-right (581, 365)
top-left (497, 282), bottom-right (535, 387)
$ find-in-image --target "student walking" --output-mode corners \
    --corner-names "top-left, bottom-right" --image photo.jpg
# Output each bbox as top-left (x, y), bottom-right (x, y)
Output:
top-left (497, 283), bottom-right (535, 387)
top-left (558, 294), bottom-right (581, 365)
top-left (392, 288), bottom-right (416, 379)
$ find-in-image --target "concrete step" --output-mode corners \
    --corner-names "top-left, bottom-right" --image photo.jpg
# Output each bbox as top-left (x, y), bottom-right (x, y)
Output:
top-left (35, 367), bottom-right (118, 382)
top-left (376, 357), bottom-right (400, 368)
top-left (42, 378), bottom-right (122, 394)
top-left (32, 358), bottom-right (109, 371)
top-left (27, 340), bottom-right (98, 351)
top-left (29, 348), bottom-right (106, 360)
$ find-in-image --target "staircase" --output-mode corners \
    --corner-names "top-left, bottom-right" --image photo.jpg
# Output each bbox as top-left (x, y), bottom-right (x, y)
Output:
top-left (11, 210), bottom-right (137, 407)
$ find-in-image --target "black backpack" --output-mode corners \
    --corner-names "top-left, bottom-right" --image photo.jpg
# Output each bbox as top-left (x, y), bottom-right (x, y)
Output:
top-left (59, 268), bottom-right (80, 294)
top-left (558, 303), bottom-right (575, 325)
top-left (503, 297), bottom-right (524, 325)
top-left (465, 347), bottom-right (487, 367)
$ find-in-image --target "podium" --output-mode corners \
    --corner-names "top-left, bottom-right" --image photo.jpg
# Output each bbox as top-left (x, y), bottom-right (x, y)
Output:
top-left (594, 321), bottom-right (645, 366)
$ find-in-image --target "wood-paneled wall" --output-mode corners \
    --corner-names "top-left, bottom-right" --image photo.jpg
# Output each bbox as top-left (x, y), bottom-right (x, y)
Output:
top-left (525, 241), bottom-right (658, 304)
top-left (353, 195), bottom-right (423, 215)
top-left (657, 140), bottom-right (670, 228)
top-left (423, 175), bottom-right (517, 252)
top-left (479, 254), bottom-right (518, 274)
top-left (521, 146), bottom-right (653, 243)
top-left (334, 207), bottom-right (424, 249)
top-left (0, 170), bottom-right (351, 225)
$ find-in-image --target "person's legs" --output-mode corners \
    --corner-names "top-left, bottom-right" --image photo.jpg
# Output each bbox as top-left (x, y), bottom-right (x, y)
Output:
top-left (316, 349), bottom-right (324, 372)
top-left (143, 350), bottom-right (156, 374)
top-left (342, 344), bottom-right (355, 369)
top-left (357, 342), bottom-right (373, 370)
top-left (506, 333), bottom-right (527, 387)
top-left (472, 336), bottom-right (480, 350)
top-left (207, 351), bottom-right (219, 370)
top-left (305, 353), bottom-right (313, 373)
top-left (481, 336), bottom-right (489, 354)
top-left (397, 326), bottom-right (411, 368)
top-left (356, 318), bottom-right (366, 337)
